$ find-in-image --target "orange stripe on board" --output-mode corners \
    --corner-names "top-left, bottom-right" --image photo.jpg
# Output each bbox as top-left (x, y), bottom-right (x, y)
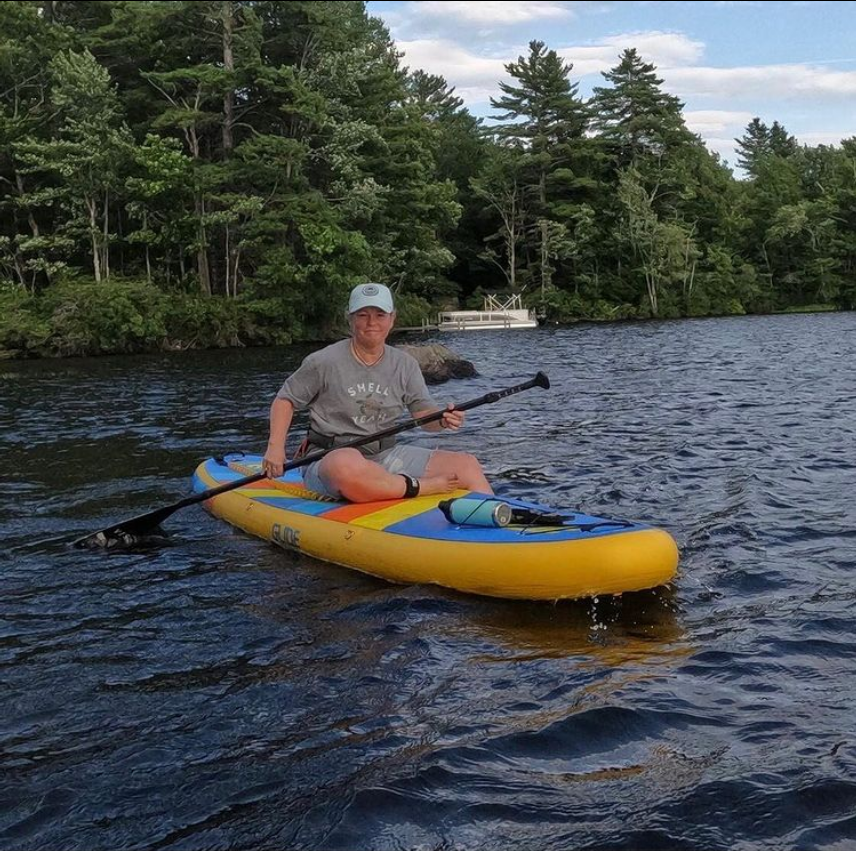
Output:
top-left (322, 499), bottom-right (404, 524)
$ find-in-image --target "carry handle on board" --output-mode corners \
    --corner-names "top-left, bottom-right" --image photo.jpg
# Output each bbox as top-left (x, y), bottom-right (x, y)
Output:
top-left (74, 372), bottom-right (551, 548)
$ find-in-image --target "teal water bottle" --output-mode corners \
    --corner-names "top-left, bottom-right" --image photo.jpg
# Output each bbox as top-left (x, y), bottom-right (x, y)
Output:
top-left (438, 497), bottom-right (513, 528)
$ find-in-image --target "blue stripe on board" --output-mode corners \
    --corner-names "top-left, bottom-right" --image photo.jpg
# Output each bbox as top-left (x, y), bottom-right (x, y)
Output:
top-left (249, 495), bottom-right (337, 516)
top-left (383, 508), bottom-right (643, 543)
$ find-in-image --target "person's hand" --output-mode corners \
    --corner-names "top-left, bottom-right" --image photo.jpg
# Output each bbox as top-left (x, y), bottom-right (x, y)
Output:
top-left (263, 446), bottom-right (286, 478)
top-left (440, 403), bottom-right (464, 431)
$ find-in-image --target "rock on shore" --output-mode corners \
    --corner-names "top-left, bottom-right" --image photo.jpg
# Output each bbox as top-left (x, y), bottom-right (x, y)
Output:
top-left (395, 343), bottom-right (477, 384)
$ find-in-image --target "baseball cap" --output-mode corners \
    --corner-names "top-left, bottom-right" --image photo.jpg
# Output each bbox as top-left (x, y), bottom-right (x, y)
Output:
top-left (348, 282), bottom-right (394, 314)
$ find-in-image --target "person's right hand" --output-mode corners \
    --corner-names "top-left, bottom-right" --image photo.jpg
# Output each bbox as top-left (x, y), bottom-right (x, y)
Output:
top-left (263, 446), bottom-right (286, 479)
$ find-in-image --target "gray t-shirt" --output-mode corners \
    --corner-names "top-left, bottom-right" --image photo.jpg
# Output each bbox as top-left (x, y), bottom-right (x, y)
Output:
top-left (276, 339), bottom-right (435, 441)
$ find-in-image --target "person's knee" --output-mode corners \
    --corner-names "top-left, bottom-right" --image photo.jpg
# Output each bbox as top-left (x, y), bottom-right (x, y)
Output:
top-left (462, 452), bottom-right (482, 471)
top-left (320, 448), bottom-right (365, 484)
top-left (453, 452), bottom-right (483, 481)
top-left (425, 450), bottom-right (485, 483)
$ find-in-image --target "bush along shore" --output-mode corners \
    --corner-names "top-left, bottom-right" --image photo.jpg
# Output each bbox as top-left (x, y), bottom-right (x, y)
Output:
top-left (0, 278), bottom-right (438, 358)
top-left (0, 276), bottom-right (844, 361)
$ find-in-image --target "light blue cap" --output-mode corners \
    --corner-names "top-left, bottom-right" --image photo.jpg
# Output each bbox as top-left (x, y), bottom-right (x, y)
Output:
top-left (348, 282), bottom-right (394, 314)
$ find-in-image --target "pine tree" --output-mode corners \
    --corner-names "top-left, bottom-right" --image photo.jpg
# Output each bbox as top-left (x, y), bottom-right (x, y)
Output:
top-left (736, 118), bottom-right (798, 177)
top-left (490, 40), bottom-right (590, 295)
top-left (592, 48), bottom-right (692, 164)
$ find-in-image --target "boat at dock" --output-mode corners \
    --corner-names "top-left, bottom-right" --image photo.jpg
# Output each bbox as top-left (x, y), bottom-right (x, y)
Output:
top-left (436, 293), bottom-right (539, 331)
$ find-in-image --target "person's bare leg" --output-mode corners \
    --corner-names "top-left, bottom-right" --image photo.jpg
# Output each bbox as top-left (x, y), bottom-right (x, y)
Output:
top-left (424, 450), bottom-right (493, 495)
top-left (318, 449), bottom-right (459, 502)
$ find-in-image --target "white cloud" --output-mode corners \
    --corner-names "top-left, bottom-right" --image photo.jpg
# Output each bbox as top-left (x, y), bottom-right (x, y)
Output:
top-left (702, 137), bottom-right (740, 162)
top-left (695, 129), bottom-right (855, 172)
top-left (382, 1), bottom-right (617, 41)
top-left (397, 39), bottom-right (511, 103)
top-left (662, 63), bottom-right (856, 100)
top-left (684, 109), bottom-right (754, 135)
top-left (410, 1), bottom-right (576, 26)
top-left (794, 130), bottom-right (856, 145)
top-left (558, 31), bottom-right (705, 76)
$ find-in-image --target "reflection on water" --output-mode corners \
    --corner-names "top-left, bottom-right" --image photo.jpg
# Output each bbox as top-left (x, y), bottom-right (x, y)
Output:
top-left (469, 588), bottom-right (685, 663)
top-left (3, 312), bottom-right (856, 849)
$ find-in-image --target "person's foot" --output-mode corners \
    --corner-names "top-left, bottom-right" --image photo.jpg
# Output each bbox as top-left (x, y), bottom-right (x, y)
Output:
top-left (417, 472), bottom-right (460, 495)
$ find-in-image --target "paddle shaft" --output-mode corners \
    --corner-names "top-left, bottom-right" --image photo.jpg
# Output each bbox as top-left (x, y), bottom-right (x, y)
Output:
top-left (74, 371), bottom-right (549, 546)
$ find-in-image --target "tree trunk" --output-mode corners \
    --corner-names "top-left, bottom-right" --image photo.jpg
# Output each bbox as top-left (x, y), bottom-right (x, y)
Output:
top-left (15, 170), bottom-right (48, 289)
top-left (143, 211), bottom-right (152, 283)
top-left (224, 222), bottom-right (231, 297)
top-left (102, 188), bottom-right (110, 281)
top-left (539, 169), bottom-right (550, 295)
top-left (646, 270), bottom-right (658, 316)
top-left (15, 171), bottom-right (40, 240)
top-left (42, 1), bottom-right (59, 23)
top-left (222, 1), bottom-right (235, 158)
top-left (233, 246), bottom-right (242, 296)
top-left (508, 229), bottom-right (516, 290)
top-left (509, 181), bottom-right (518, 290)
top-left (88, 197), bottom-right (102, 283)
top-left (197, 245), bottom-right (211, 295)
top-left (12, 253), bottom-right (26, 289)
top-left (196, 196), bottom-right (211, 295)
top-left (540, 220), bottom-right (549, 296)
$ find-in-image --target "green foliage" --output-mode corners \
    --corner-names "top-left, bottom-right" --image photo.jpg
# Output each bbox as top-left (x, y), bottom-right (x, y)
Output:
top-left (392, 291), bottom-right (433, 328)
top-left (538, 288), bottom-right (639, 323)
top-left (1, 4), bottom-right (854, 359)
top-left (236, 296), bottom-right (297, 346)
top-left (0, 283), bottom-right (51, 357)
top-left (40, 277), bottom-right (168, 355)
top-left (736, 118), bottom-right (798, 178)
top-left (0, 277), bottom-right (302, 357)
top-left (591, 48), bottom-right (693, 164)
top-left (163, 292), bottom-right (245, 349)
top-left (489, 40), bottom-right (592, 295)
top-left (778, 303), bottom-right (837, 314)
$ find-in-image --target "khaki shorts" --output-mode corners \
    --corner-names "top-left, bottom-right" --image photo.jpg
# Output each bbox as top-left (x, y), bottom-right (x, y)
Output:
top-left (301, 443), bottom-right (434, 499)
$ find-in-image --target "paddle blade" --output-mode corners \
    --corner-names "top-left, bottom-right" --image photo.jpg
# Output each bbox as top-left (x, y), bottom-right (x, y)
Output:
top-left (73, 504), bottom-right (179, 549)
top-left (74, 469), bottom-right (268, 549)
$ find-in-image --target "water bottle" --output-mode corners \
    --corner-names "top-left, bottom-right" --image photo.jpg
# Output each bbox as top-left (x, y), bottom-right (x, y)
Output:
top-left (438, 497), bottom-right (513, 528)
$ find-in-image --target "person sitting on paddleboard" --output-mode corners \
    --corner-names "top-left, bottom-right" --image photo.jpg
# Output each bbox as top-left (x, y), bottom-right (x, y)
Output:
top-left (262, 282), bottom-right (493, 502)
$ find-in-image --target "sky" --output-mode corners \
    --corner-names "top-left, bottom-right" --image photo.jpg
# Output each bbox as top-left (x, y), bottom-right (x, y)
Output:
top-left (366, 0), bottom-right (856, 171)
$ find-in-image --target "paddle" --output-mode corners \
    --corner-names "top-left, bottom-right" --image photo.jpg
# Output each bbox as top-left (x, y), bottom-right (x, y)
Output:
top-left (74, 371), bottom-right (550, 548)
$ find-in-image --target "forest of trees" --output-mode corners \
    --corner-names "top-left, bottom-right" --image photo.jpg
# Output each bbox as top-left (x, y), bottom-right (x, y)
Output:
top-left (2, 1), bottom-right (855, 358)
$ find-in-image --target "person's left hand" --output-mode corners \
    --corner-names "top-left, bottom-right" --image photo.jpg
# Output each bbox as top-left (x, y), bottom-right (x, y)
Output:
top-left (440, 403), bottom-right (464, 430)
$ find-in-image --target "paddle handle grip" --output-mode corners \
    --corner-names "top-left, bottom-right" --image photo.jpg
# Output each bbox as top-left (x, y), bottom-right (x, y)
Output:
top-left (378, 371), bottom-right (551, 432)
top-left (452, 371), bottom-right (550, 414)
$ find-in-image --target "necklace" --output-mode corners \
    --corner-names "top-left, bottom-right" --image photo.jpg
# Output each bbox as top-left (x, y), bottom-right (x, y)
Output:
top-left (351, 340), bottom-right (384, 367)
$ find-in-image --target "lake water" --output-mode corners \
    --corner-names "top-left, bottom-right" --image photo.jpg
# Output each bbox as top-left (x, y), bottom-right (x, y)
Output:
top-left (3, 312), bottom-right (856, 849)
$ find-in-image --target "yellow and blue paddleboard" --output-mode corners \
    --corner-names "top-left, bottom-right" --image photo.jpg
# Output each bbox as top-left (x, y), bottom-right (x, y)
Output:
top-left (193, 454), bottom-right (679, 601)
